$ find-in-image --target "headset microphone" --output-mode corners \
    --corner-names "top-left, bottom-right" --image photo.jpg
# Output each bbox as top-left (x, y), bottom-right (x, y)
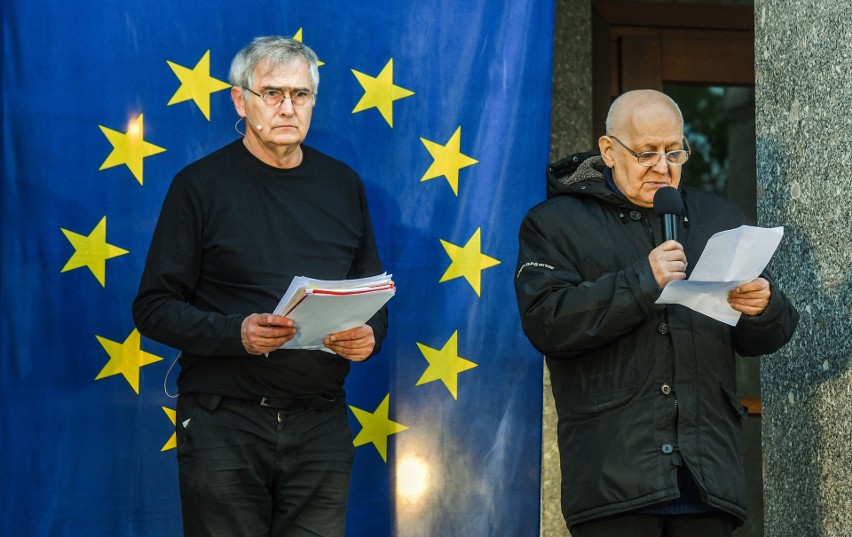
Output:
top-left (244, 115), bottom-right (263, 131)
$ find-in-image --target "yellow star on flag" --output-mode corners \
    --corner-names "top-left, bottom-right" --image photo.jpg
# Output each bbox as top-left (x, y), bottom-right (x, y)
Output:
top-left (420, 126), bottom-right (479, 196)
top-left (293, 28), bottom-right (325, 66)
top-left (60, 216), bottom-right (129, 287)
top-left (95, 328), bottom-right (163, 395)
top-left (350, 394), bottom-right (409, 462)
top-left (439, 227), bottom-right (501, 297)
top-left (166, 50), bottom-right (231, 120)
top-left (416, 331), bottom-right (478, 400)
top-left (351, 58), bottom-right (414, 127)
top-left (161, 407), bottom-right (177, 452)
top-left (98, 114), bottom-right (166, 185)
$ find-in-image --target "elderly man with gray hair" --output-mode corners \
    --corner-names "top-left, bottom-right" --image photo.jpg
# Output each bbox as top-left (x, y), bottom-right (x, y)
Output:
top-left (133, 36), bottom-right (388, 536)
top-left (515, 90), bottom-right (798, 536)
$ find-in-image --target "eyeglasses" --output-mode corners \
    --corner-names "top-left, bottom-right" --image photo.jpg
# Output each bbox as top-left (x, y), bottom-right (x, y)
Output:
top-left (609, 135), bottom-right (691, 167)
top-left (243, 87), bottom-right (315, 109)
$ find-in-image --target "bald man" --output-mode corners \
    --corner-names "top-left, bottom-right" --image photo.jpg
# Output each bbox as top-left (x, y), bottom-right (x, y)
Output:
top-left (514, 90), bottom-right (798, 536)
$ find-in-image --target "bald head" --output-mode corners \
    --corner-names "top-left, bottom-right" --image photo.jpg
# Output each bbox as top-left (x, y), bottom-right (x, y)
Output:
top-left (598, 90), bottom-right (686, 207)
top-left (605, 90), bottom-right (683, 136)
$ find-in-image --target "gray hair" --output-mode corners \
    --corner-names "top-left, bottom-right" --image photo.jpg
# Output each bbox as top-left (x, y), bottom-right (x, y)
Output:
top-left (605, 89), bottom-right (683, 134)
top-left (229, 36), bottom-right (319, 95)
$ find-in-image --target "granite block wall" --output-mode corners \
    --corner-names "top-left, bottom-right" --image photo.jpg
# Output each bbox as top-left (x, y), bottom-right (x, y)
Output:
top-left (754, 2), bottom-right (852, 536)
top-left (543, 0), bottom-right (591, 534)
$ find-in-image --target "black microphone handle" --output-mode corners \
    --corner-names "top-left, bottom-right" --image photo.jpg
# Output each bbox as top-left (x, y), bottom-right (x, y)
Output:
top-left (662, 214), bottom-right (678, 243)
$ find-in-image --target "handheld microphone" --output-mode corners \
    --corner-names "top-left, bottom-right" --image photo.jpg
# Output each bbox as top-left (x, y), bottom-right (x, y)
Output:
top-left (653, 187), bottom-right (683, 243)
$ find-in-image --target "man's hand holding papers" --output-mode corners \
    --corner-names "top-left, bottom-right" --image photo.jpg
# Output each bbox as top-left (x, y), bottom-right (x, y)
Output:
top-left (271, 273), bottom-right (395, 355)
top-left (656, 225), bottom-right (783, 326)
top-left (727, 277), bottom-right (771, 317)
top-left (241, 313), bottom-right (298, 355)
top-left (323, 325), bottom-right (376, 362)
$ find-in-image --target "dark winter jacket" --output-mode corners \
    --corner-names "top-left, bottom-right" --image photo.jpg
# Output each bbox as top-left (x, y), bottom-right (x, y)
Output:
top-left (514, 152), bottom-right (799, 527)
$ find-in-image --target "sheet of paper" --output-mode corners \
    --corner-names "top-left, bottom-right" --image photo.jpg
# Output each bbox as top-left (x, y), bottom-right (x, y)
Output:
top-left (282, 288), bottom-right (395, 352)
top-left (269, 273), bottom-right (395, 353)
top-left (272, 273), bottom-right (394, 317)
top-left (656, 225), bottom-right (783, 326)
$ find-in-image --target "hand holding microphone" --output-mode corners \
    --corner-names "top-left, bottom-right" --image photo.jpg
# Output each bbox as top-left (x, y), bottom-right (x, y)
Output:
top-left (649, 187), bottom-right (686, 288)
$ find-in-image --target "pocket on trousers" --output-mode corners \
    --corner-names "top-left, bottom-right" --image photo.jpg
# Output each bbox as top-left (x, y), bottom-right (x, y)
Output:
top-left (175, 394), bottom-right (203, 453)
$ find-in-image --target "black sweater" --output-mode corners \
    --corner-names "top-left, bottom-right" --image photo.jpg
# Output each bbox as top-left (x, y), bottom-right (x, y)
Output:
top-left (133, 140), bottom-right (387, 399)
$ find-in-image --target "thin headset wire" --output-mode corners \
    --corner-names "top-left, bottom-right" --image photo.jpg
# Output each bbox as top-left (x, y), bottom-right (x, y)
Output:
top-left (234, 117), bottom-right (246, 136)
top-left (163, 352), bottom-right (181, 399)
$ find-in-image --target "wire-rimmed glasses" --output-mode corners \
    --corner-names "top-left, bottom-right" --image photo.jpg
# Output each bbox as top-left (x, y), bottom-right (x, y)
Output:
top-left (243, 87), bottom-right (315, 109)
top-left (609, 135), bottom-right (691, 167)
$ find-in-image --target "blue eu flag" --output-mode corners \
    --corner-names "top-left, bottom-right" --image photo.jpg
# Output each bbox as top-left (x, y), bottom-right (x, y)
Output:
top-left (1, 1), bottom-right (554, 534)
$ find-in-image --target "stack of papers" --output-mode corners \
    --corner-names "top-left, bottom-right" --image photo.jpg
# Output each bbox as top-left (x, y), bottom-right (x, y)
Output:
top-left (656, 225), bottom-right (783, 326)
top-left (272, 273), bottom-right (395, 352)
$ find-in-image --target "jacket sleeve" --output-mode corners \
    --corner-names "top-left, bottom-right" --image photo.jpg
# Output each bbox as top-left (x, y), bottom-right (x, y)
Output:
top-left (514, 207), bottom-right (662, 359)
top-left (132, 173), bottom-right (248, 357)
top-left (732, 270), bottom-right (799, 356)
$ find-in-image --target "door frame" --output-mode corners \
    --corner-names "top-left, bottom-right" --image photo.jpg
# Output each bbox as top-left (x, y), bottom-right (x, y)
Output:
top-left (591, 1), bottom-right (754, 141)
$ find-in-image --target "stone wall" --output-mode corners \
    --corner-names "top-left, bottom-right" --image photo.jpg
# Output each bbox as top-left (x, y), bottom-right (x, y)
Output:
top-left (543, 1), bottom-right (592, 534)
top-left (754, 2), bottom-right (852, 535)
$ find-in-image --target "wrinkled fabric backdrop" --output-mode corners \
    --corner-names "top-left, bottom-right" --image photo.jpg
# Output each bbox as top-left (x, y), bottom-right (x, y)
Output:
top-left (1, 1), bottom-right (554, 535)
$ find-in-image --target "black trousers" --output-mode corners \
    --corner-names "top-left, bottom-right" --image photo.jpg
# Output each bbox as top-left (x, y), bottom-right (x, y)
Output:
top-left (570, 512), bottom-right (735, 537)
top-left (175, 393), bottom-right (355, 537)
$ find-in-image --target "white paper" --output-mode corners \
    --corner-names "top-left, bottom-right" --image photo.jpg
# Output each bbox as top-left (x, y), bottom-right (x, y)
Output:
top-left (272, 273), bottom-right (394, 317)
top-left (271, 273), bottom-right (395, 353)
top-left (282, 289), bottom-right (394, 352)
top-left (656, 226), bottom-right (783, 326)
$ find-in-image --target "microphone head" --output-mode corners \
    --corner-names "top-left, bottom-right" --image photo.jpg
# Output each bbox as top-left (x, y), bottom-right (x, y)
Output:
top-left (244, 116), bottom-right (262, 131)
top-left (653, 186), bottom-right (683, 216)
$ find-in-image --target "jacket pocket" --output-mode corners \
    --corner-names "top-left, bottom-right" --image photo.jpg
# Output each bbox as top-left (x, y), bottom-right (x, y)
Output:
top-left (720, 383), bottom-right (748, 422)
top-left (565, 387), bottom-right (637, 416)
